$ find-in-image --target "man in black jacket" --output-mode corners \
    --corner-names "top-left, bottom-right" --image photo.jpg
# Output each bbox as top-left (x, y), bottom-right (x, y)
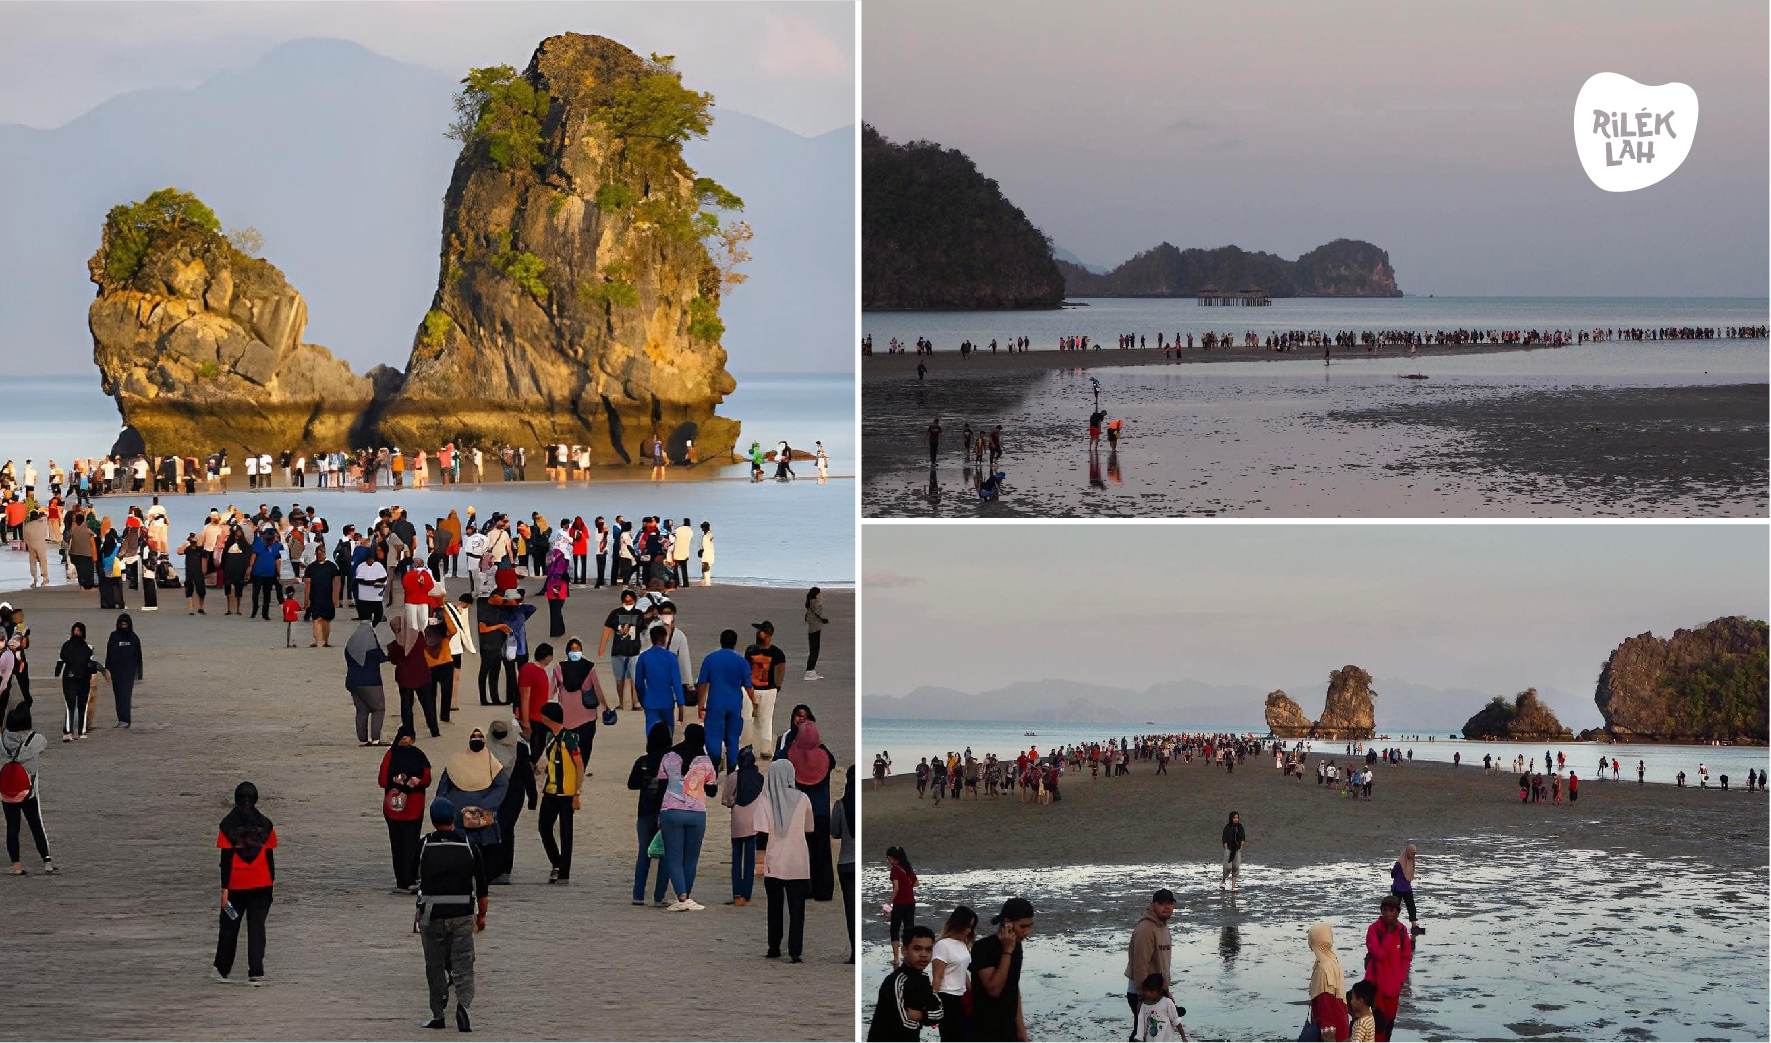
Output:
top-left (867, 925), bottom-right (942, 1041)
top-left (416, 798), bottom-right (490, 1033)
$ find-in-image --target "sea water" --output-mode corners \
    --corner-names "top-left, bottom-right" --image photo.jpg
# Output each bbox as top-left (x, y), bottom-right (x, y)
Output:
top-left (860, 719), bottom-right (1771, 787)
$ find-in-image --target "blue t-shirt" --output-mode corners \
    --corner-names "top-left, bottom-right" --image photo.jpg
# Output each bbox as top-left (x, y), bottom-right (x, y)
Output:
top-left (695, 648), bottom-right (751, 712)
top-left (634, 645), bottom-right (683, 710)
top-left (250, 539), bottom-right (283, 577)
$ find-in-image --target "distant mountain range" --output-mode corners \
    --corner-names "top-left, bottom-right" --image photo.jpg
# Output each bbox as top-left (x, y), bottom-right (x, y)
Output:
top-left (1058, 238), bottom-right (1402, 298)
top-left (0, 37), bottom-right (852, 376)
top-left (866, 675), bottom-right (1594, 733)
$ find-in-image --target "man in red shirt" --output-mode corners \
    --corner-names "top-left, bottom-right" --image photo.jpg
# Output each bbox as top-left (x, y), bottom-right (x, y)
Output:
top-left (1363, 894), bottom-right (1415, 1041)
top-left (516, 642), bottom-right (555, 751)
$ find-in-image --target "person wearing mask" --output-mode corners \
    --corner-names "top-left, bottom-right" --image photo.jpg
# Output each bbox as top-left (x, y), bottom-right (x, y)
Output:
top-left (434, 728), bottom-right (510, 885)
top-left (696, 629), bottom-right (754, 774)
top-left (550, 637), bottom-right (606, 765)
top-left (867, 925), bottom-right (943, 1042)
top-left (414, 797), bottom-right (490, 1034)
top-left (655, 722), bottom-right (716, 913)
top-left (720, 746), bottom-right (765, 907)
top-left (1362, 895), bottom-right (1414, 1042)
top-left (354, 544), bottom-right (389, 623)
top-left (929, 907), bottom-right (978, 1040)
top-left (1125, 889), bottom-right (1176, 1036)
top-left (599, 589), bottom-right (644, 712)
top-left (1305, 921), bottom-right (1352, 1042)
top-left (103, 613), bottom-right (144, 729)
top-left (344, 620), bottom-right (389, 746)
top-left (534, 701), bottom-right (582, 885)
top-left (543, 545), bottom-right (570, 638)
top-left (654, 601), bottom-right (693, 706)
top-left (972, 898), bottom-right (1035, 1043)
top-left (635, 625), bottom-right (685, 741)
top-left (387, 617), bottom-right (440, 739)
top-left (627, 723), bottom-right (673, 906)
top-left (803, 587), bottom-right (829, 682)
top-left (213, 781), bottom-right (277, 986)
top-left (758, 757), bottom-right (814, 959)
top-left (378, 725), bottom-right (432, 893)
top-left (831, 765), bottom-right (858, 964)
top-left (787, 718), bottom-right (837, 901)
top-left (2, 706), bottom-right (55, 876)
top-left (743, 621), bottom-right (787, 754)
top-left (484, 719), bottom-right (534, 885)
top-left (53, 622), bottom-right (105, 741)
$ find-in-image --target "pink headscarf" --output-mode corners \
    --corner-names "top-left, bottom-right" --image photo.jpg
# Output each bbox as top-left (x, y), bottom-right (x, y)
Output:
top-left (785, 722), bottom-right (828, 785)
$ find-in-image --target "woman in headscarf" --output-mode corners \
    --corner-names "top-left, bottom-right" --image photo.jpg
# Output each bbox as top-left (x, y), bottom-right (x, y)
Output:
top-left (97, 519), bottom-right (124, 610)
top-left (543, 544), bottom-right (571, 638)
top-left (551, 637), bottom-right (605, 765)
top-left (343, 620), bottom-right (388, 746)
top-left (103, 613), bottom-right (143, 729)
top-left (214, 780), bottom-right (277, 984)
top-left (757, 758), bottom-right (813, 962)
top-left (626, 723), bottom-right (672, 906)
top-left (720, 746), bottom-right (765, 906)
top-left (830, 764), bottom-right (857, 963)
top-left (443, 509), bottom-right (463, 578)
top-left (774, 703), bottom-right (816, 760)
top-left (52, 622), bottom-right (104, 741)
top-left (1390, 843), bottom-right (1421, 935)
top-left (1305, 921), bottom-right (1351, 1041)
top-left (484, 718), bottom-right (534, 885)
top-left (376, 724), bottom-right (431, 892)
top-left (219, 525), bottom-right (251, 616)
top-left (786, 719), bottom-right (837, 901)
top-left (435, 727), bottom-right (511, 854)
top-left (656, 722), bottom-right (716, 911)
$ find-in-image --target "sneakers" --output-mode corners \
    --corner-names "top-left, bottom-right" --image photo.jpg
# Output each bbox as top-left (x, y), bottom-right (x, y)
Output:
top-left (667, 898), bottom-right (702, 912)
top-left (456, 1007), bottom-right (472, 1033)
top-left (42, 859), bottom-right (57, 875)
top-left (803, 671), bottom-right (822, 682)
top-left (419, 1018), bottom-right (446, 1031)
top-left (683, 898), bottom-right (705, 911)
top-left (248, 976), bottom-right (265, 987)
top-left (211, 969), bottom-right (232, 985)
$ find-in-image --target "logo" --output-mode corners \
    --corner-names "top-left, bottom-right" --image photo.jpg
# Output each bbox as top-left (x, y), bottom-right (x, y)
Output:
top-left (1573, 72), bottom-right (1698, 192)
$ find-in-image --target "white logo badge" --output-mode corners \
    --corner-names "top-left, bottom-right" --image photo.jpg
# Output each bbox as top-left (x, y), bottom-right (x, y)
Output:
top-left (1574, 72), bottom-right (1698, 192)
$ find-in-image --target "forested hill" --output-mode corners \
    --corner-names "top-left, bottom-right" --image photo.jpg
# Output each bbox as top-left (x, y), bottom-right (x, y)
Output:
top-left (1058, 238), bottom-right (1402, 298)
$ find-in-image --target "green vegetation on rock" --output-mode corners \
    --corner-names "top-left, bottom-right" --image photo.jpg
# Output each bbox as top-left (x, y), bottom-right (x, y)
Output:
top-left (495, 249), bottom-right (548, 299)
top-left (419, 309), bottom-right (454, 348)
top-left (447, 64), bottom-right (551, 173)
top-left (100, 188), bottom-right (222, 283)
top-left (686, 296), bottom-right (723, 342)
top-left (594, 183), bottom-right (637, 213)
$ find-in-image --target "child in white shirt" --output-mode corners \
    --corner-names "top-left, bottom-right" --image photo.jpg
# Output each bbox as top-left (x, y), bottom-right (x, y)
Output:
top-left (1132, 974), bottom-right (1187, 1041)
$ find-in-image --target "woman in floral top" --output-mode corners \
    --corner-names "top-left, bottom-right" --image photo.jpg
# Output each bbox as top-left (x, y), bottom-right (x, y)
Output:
top-left (656, 723), bottom-right (715, 911)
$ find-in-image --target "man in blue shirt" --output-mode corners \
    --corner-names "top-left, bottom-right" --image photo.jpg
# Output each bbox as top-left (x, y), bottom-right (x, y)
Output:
top-left (247, 527), bottom-right (283, 621)
top-left (634, 624), bottom-right (684, 739)
top-left (696, 629), bottom-right (755, 772)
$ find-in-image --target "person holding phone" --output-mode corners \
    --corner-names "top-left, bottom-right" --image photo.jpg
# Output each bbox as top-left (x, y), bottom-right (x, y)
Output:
top-left (972, 897), bottom-right (1035, 1042)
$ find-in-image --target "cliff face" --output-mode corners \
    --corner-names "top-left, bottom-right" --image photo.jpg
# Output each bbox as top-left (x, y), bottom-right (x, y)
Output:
top-left (1462, 689), bottom-right (1574, 741)
top-left (1263, 667), bottom-right (1377, 740)
top-left (87, 189), bottom-right (372, 454)
top-left (1594, 616), bottom-right (1768, 744)
top-left (1059, 238), bottom-right (1401, 298)
top-left (862, 125), bottom-right (1064, 310)
top-left (383, 35), bottom-right (739, 463)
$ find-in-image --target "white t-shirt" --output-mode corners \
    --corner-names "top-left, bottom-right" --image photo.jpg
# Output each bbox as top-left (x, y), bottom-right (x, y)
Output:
top-left (931, 937), bottom-right (970, 995)
top-left (245, 457), bottom-right (258, 476)
top-left (355, 561), bottom-right (388, 602)
top-left (1134, 997), bottom-right (1184, 1041)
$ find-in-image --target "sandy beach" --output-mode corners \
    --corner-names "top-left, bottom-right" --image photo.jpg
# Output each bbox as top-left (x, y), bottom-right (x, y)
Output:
top-left (2, 580), bottom-right (853, 1041)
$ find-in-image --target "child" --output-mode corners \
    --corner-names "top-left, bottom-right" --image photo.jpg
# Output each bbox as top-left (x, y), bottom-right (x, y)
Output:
top-left (1132, 973), bottom-right (1187, 1041)
top-left (280, 586), bottom-right (300, 648)
top-left (1348, 979), bottom-right (1378, 1041)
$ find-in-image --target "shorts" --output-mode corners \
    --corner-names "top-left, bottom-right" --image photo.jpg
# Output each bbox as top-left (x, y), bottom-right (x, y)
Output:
top-left (1088, 426), bottom-right (1101, 439)
top-left (611, 655), bottom-right (638, 682)
top-left (889, 902), bottom-right (916, 942)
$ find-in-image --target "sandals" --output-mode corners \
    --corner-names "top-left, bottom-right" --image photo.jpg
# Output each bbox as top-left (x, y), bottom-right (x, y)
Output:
top-left (9, 866), bottom-right (24, 876)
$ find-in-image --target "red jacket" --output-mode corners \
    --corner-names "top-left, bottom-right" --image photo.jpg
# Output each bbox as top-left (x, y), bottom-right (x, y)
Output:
top-left (1363, 918), bottom-right (1413, 997)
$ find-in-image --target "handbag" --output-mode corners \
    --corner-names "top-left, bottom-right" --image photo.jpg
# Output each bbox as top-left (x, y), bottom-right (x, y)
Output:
top-left (503, 636), bottom-right (517, 662)
top-left (646, 829), bottom-right (664, 859)
top-left (460, 806), bottom-right (494, 830)
top-left (1298, 1017), bottom-right (1322, 1042)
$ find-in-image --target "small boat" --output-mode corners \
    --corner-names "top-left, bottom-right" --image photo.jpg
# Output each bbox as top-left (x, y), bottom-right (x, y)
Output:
top-left (1023, 731), bottom-right (1037, 736)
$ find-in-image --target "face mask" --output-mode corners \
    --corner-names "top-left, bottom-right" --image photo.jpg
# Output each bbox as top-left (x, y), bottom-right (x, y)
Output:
top-left (566, 651), bottom-right (583, 662)
top-left (468, 738), bottom-right (486, 752)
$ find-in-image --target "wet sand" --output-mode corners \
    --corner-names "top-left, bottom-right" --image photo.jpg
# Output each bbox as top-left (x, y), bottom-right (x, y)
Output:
top-left (2, 581), bottom-right (853, 1041)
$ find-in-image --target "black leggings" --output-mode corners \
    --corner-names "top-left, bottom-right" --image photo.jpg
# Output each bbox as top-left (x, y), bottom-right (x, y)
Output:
top-left (477, 651), bottom-right (505, 704)
top-left (1395, 889), bottom-right (1418, 924)
top-left (806, 631), bottom-right (822, 672)
top-left (430, 663), bottom-right (455, 723)
top-left (61, 676), bottom-right (90, 736)
top-left (839, 864), bottom-right (855, 959)
top-left (889, 901), bottom-right (916, 942)
top-left (766, 876), bottom-right (810, 958)
top-left (4, 794), bottom-right (49, 863)
top-left (399, 684), bottom-right (439, 737)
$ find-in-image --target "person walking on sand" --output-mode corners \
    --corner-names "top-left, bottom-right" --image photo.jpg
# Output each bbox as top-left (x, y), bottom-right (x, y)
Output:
top-left (697, 521), bottom-right (714, 587)
top-left (534, 702), bottom-right (583, 885)
top-left (721, 745), bottom-right (765, 907)
top-left (414, 797), bottom-right (489, 1033)
top-left (926, 418), bottom-right (942, 467)
top-left (627, 722), bottom-right (672, 906)
top-left (3, 706), bottom-right (56, 876)
top-left (1304, 921), bottom-right (1351, 1041)
top-left (804, 587), bottom-right (829, 682)
top-left (832, 765), bottom-right (857, 963)
top-left (213, 781), bottom-right (277, 986)
top-left (744, 621), bottom-right (787, 754)
top-left (1391, 844), bottom-right (1423, 936)
top-left (102, 613), bottom-right (143, 729)
top-left (1125, 889), bottom-right (1176, 1037)
top-left (758, 757), bottom-right (812, 958)
top-left (696, 629), bottom-right (754, 774)
top-left (1361, 895), bottom-right (1413, 1042)
top-left (1220, 810), bottom-right (1246, 890)
top-left (344, 620), bottom-right (389, 746)
top-left (53, 622), bottom-right (105, 742)
top-left (379, 724), bottom-right (432, 893)
top-left (657, 722), bottom-right (715, 910)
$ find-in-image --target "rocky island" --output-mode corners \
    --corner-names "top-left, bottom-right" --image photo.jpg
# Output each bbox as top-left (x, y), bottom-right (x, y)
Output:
top-left (89, 34), bottom-right (745, 463)
top-left (1460, 688), bottom-right (1574, 741)
top-left (1263, 666), bottom-right (1377, 740)
top-left (1057, 238), bottom-right (1402, 298)
top-left (861, 125), bottom-right (1064, 310)
top-left (1592, 616), bottom-right (1768, 744)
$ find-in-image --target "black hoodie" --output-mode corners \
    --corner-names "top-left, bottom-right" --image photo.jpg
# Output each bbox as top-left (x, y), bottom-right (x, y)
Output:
top-left (105, 614), bottom-right (143, 682)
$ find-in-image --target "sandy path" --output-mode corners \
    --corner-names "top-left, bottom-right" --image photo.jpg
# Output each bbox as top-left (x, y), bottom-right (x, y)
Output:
top-left (3, 580), bottom-right (853, 1041)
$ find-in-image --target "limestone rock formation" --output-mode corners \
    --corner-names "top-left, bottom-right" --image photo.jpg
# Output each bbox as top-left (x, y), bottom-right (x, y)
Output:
top-left (381, 34), bottom-right (740, 464)
top-left (1594, 616), bottom-right (1768, 744)
top-left (862, 124), bottom-right (1064, 310)
top-left (87, 189), bottom-right (372, 454)
top-left (1264, 690), bottom-right (1313, 738)
top-left (1057, 238), bottom-right (1402, 298)
top-left (1461, 689), bottom-right (1574, 741)
top-left (1263, 667), bottom-right (1377, 740)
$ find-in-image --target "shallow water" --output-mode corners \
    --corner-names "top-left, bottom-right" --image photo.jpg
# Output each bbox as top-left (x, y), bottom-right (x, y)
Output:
top-left (860, 834), bottom-right (1770, 1041)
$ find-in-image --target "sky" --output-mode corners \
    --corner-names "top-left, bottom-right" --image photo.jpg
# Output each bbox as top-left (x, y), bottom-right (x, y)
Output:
top-left (864, 0), bottom-right (1770, 296)
top-left (0, 0), bottom-right (853, 136)
top-left (863, 524), bottom-right (1769, 719)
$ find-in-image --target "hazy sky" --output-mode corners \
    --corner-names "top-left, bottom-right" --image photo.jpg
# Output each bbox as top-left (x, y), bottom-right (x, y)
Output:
top-left (864, 525), bottom-right (1768, 712)
top-left (0, 0), bottom-right (853, 136)
top-left (865, 0), bottom-right (1769, 296)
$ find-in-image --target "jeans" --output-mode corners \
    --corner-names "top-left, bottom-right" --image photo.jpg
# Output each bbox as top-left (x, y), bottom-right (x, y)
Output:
top-left (215, 886), bottom-right (272, 978)
top-left (660, 808), bottom-right (706, 898)
top-left (765, 876), bottom-right (810, 958)
top-left (703, 705), bottom-right (744, 772)
top-left (731, 835), bottom-right (757, 899)
top-left (250, 575), bottom-right (276, 619)
top-left (643, 705), bottom-right (675, 741)
top-left (538, 795), bottom-right (574, 878)
top-left (633, 813), bottom-right (667, 903)
top-left (1222, 848), bottom-right (1241, 883)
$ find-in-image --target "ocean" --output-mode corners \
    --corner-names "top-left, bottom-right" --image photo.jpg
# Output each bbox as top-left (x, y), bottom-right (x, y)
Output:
top-left (861, 718), bottom-right (1771, 786)
top-left (0, 371), bottom-right (854, 589)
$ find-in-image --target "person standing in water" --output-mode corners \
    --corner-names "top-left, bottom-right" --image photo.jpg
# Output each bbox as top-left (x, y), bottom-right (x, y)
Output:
top-left (1361, 894), bottom-right (1413, 1042)
top-left (1220, 811), bottom-right (1247, 890)
top-left (1305, 921), bottom-right (1351, 1042)
top-left (971, 897), bottom-right (1034, 1043)
top-left (1390, 844), bottom-right (1423, 936)
top-left (213, 781), bottom-right (277, 986)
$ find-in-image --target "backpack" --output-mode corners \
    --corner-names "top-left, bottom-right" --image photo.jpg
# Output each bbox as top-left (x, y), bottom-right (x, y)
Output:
top-left (541, 730), bottom-right (580, 797)
top-left (1, 733), bottom-right (35, 803)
